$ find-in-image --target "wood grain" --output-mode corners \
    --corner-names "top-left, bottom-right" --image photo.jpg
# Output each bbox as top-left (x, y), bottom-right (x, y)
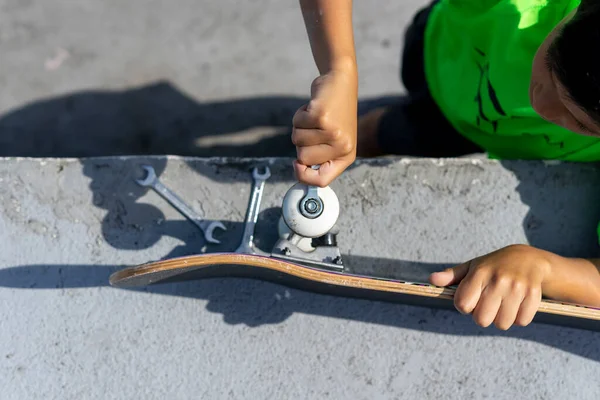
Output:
top-left (109, 253), bottom-right (600, 323)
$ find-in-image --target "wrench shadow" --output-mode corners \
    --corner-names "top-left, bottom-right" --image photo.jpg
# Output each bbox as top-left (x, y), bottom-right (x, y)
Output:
top-left (154, 206), bottom-right (284, 261)
top-left (79, 157), bottom-right (257, 253)
top-left (134, 163), bottom-right (228, 244)
top-left (79, 156), bottom-right (309, 256)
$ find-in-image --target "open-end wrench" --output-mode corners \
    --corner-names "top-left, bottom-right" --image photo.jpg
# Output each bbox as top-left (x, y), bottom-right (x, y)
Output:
top-left (234, 166), bottom-right (271, 255)
top-left (136, 165), bottom-right (226, 244)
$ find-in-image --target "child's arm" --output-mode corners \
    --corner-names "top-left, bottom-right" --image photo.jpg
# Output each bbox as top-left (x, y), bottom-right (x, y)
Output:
top-left (299, 0), bottom-right (356, 74)
top-left (429, 244), bottom-right (600, 330)
top-left (539, 254), bottom-right (600, 305)
top-left (293, 0), bottom-right (358, 187)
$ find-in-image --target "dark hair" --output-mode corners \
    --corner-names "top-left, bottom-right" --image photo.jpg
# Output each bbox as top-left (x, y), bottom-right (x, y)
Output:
top-left (546, 0), bottom-right (600, 126)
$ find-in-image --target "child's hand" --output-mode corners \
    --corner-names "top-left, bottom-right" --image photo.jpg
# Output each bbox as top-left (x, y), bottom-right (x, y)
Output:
top-left (292, 65), bottom-right (357, 187)
top-left (429, 244), bottom-right (552, 330)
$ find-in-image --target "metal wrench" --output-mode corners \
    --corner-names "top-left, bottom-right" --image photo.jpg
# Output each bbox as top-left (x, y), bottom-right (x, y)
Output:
top-left (136, 165), bottom-right (226, 244)
top-left (234, 166), bottom-right (271, 255)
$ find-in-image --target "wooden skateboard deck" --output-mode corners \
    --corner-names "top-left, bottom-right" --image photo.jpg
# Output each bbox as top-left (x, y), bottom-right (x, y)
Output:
top-left (109, 252), bottom-right (600, 332)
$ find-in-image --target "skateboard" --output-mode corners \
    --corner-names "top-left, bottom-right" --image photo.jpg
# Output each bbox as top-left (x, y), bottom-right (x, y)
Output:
top-left (110, 165), bottom-right (600, 332)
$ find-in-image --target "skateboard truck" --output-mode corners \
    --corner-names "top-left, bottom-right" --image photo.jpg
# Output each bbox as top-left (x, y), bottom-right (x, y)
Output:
top-left (234, 164), bottom-right (344, 271)
top-left (271, 165), bottom-right (344, 270)
top-left (270, 231), bottom-right (344, 270)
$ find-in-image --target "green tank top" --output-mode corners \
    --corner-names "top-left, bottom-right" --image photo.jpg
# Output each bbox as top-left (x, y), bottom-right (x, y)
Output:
top-left (423, 0), bottom-right (600, 161)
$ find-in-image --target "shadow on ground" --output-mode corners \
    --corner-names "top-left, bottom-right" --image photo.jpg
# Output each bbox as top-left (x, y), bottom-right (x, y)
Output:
top-left (2, 80), bottom-right (600, 361)
top-left (1, 250), bottom-right (599, 363)
top-left (0, 80), bottom-right (399, 161)
top-left (499, 160), bottom-right (600, 258)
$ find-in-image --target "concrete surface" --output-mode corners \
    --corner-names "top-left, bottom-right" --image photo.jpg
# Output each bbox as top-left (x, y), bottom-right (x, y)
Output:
top-left (2, 0), bottom-right (600, 399)
top-left (0, 0), bottom-right (425, 159)
top-left (1, 156), bottom-right (600, 399)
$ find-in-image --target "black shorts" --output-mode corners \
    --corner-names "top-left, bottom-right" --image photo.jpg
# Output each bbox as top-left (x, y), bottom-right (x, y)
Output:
top-left (375, 1), bottom-right (483, 157)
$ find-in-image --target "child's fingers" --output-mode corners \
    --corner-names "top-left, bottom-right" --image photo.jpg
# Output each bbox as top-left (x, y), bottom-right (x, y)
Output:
top-left (291, 128), bottom-right (327, 147)
top-left (514, 289), bottom-right (542, 326)
top-left (493, 293), bottom-right (524, 330)
top-left (471, 287), bottom-right (502, 327)
top-left (293, 159), bottom-right (342, 187)
top-left (292, 103), bottom-right (323, 130)
top-left (296, 144), bottom-right (334, 168)
top-left (429, 261), bottom-right (471, 287)
top-left (451, 270), bottom-right (485, 315)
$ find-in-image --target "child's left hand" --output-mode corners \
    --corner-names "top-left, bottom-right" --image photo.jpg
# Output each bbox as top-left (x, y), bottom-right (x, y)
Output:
top-left (429, 244), bottom-right (552, 330)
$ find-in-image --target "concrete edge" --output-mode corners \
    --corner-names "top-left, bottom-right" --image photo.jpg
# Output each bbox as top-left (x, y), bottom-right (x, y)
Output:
top-left (0, 154), bottom-right (586, 168)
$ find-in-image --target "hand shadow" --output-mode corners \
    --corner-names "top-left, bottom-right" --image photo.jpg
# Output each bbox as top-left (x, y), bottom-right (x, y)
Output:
top-left (0, 79), bottom-right (400, 161)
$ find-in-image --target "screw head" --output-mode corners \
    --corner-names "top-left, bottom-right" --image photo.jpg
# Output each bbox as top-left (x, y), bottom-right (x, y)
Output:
top-left (304, 199), bottom-right (320, 214)
top-left (300, 197), bottom-right (323, 218)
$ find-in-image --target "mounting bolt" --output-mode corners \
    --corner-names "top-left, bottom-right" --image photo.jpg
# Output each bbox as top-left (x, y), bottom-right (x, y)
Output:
top-left (299, 189), bottom-right (324, 219)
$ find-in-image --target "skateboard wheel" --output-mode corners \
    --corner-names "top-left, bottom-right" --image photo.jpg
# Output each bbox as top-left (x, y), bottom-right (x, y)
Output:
top-left (281, 183), bottom-right (339, 238)
top-left (277, 216), bottom-right (315, 252)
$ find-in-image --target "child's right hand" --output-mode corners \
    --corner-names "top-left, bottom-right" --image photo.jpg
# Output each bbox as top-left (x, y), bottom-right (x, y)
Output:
top-left (291, 64), bottom-right (358, 187)
top-left (429, 244), bottom-right (551, 330)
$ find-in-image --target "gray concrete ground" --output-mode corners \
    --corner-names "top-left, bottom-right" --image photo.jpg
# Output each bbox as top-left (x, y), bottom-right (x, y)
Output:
top-left (0, 0), bottom-right (422, 158)
top-left (2, 0), bottom-right (600, 399)
top-left (2, 156), bottom-right (600, 399)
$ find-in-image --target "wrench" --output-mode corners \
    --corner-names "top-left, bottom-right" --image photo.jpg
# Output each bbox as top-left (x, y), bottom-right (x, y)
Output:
top-left (234, 166), bottom-right (271, 255)
top-left (136, 165), bottom-right (226, 244)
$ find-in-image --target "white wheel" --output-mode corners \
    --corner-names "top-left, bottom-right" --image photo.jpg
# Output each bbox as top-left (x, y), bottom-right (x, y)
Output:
top-left (277, 216), bottom-right (315, 252)
top-left (281, 183), bottom-right (339, 238)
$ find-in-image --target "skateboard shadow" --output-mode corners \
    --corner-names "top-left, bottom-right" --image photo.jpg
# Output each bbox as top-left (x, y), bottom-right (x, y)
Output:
top-left (1, 250), bottom-right (599, 363)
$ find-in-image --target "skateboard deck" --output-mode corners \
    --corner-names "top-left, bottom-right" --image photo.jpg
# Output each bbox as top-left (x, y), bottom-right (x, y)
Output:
top-left (109, 252), bottom-right (600, 332)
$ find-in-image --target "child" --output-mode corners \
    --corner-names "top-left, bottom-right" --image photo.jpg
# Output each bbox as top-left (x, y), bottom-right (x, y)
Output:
top-left (292, 0), bottom-right (600, 329)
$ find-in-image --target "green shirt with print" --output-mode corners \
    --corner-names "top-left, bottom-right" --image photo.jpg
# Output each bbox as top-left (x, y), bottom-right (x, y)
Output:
top-left (423, 0), bottom-right (600, 160)
top-left (423, 0), bottom-right (600, 243)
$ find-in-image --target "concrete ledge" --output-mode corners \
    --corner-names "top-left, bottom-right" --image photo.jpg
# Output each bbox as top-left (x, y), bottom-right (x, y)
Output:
top-left (1, 155), bottom-right (600, 398)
